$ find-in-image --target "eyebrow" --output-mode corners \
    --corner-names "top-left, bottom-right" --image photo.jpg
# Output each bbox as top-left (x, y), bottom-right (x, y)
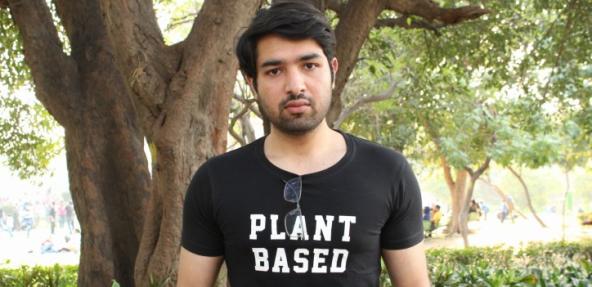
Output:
top-left (260, 53), bottom-right (322, 68)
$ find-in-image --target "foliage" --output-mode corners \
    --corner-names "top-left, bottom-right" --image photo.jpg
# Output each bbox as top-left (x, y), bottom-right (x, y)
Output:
top-left (0, 264), bottom-right (77, 287)
top-left (0, 9), bottom-right (29, 89)
top-left (2, 241), bottom-right (590, 286)
top-left (1, 8), bottom-right (63, 180)
top-left (383, 240), bottom-right (592, 286)
top-left (340, 0), bottom-right (591, 171)
top-left (0, 94), bottom-right (63, 179)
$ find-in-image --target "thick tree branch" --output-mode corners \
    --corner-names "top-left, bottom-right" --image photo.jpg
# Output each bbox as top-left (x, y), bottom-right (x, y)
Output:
top-left (440, 156), bottom-right (456, 191)
top-left (375, 16), bottom-right (444, 35)
top-left (229, 97), bottom-right (255, 146)
top-left (97, 0), bottom-right (179, 127)
top-left (333, 78), bottom-right (401, 127)
top-left (7, 0), bottom-right (79, 127)
top-left (386, 0), bottom-right (489, 24)
top-left (327, 0), bottom-right (345, 14)
top-left (465, 157), bottom-right (491, 178)
top-left (327, 0), bottom-right (385, 126)
top-left (508, 166), bottom-right (547, 227)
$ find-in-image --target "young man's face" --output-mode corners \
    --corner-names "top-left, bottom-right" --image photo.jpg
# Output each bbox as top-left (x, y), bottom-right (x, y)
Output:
top-left (249, 34), bottom-right (338, 135)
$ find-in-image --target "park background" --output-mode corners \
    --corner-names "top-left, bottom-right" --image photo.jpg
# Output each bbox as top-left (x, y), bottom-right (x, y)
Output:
top-left (1, 0), bottom-right (591, 286)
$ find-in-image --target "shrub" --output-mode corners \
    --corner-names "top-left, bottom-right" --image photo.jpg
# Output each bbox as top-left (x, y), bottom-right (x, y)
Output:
top-left (0, 264), bottom-right (77, 287)
top-left (2, 240), bottom-right (591, 286)
top-left (381, 240), bottom-right (592, 287)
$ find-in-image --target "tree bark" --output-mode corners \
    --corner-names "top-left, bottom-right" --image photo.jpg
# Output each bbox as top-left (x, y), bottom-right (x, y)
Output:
top-left (562, 169), bottom-right (570, 241)
top-left (438, 155), bottom-right (468, 235)
top-left (9, 0), bottom-right (151, 285)
top-left (459, 158), bottom-right (490, 247)
top-left (134, 1), bottom-right (261, 285)
top-left (508, 166), bottom-right (547, 228)
top-left (7, 0), bottom-right (260, 285)
top-left (326, 0), bottom-right (385, 126)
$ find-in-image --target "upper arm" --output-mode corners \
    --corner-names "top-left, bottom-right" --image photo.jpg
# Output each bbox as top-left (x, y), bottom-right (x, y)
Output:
top-left (177, 247), bottom-right (224, 287)
top-left (382, 241), bottom-right (430, 287)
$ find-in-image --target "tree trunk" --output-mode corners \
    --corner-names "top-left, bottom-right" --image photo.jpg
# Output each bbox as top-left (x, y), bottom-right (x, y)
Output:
top-left (459, 158), bottom-right (490, 247)
top-left (134, 2), bottom-right (261, 285)
top-left (8, 0), bottom-right (151, 285)
top-left (508, 166), bottom-right (546, 227)
top-left (327, 0), bottom-right (385, 126)
top-left (449, 169), bottom-right (467, 235)
top-left (7, 0), bottom-right (260, 285)
top-left (479, 178), bottom-right (528, 219)
top-left (459, 176), bottom-right (478, 247)
top-left (439, 156), bottom-right (467, 235)
top-left (562, 169), bottom-right (570, 241)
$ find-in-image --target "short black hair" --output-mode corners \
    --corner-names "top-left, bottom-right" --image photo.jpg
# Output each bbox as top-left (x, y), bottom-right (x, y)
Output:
top-left (235, 1), bottom-right (336, 88)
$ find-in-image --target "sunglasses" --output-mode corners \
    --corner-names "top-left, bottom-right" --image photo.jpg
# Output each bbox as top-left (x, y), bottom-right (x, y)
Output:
top-left (283, 177), bottom-right (306, 240)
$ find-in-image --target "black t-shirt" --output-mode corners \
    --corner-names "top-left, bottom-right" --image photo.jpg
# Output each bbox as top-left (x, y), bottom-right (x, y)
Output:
top-left (182, 133), bottom-right (423, 286)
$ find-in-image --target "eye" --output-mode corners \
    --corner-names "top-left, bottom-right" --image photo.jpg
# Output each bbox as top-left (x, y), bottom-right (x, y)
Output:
top-left (265, 68), bottom-right (281, 76)
top-left (304, 63), bottom-right (318, 70)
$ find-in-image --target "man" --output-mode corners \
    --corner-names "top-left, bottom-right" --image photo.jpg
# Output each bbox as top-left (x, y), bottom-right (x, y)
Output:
top-left (178, 2), bottom-right (430, 286)
top-left (430, 205), bottom-right (442, 237)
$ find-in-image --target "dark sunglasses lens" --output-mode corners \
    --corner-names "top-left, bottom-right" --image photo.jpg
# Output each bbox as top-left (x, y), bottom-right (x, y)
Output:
top-left (284, 208), bottom-right (302, 236)
top-left (283, 177), bottom-right (302, 203)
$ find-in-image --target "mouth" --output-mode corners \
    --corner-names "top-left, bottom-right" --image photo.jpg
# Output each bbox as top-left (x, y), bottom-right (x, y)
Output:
top-left (283, 99), bottom-right (311, 114)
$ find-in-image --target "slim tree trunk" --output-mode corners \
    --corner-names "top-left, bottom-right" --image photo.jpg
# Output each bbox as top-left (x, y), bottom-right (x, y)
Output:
top-left (562, 169), bottom-right (570, 241)
top-left (508, 166), bottom-right (546, 228)
top-left (459, 176), bottom-right (478, 247)
top-left (449, 170), bottom-right (467, 235)
top-left (459, 158), bottom-right (490, 247)
top-left (440, 156), bottom-right (467, 235)
top-left (479, 178), bottom-right (528, 219)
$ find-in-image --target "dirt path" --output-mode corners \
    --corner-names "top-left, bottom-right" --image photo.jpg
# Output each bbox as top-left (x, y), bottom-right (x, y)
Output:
top-left (424, 215), bottom-right (591, 249)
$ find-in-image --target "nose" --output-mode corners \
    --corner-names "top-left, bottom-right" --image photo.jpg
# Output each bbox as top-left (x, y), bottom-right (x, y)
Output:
top-left (284, 68), bottom-right (306, 96)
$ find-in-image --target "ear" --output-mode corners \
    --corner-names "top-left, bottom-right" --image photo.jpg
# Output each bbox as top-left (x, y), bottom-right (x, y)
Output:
top-left (330, 57), bottom-right (339, 77)
top-left (330, 57), bottom-right (338, 89)
top-left (245, 75), bottom-right (258, 95)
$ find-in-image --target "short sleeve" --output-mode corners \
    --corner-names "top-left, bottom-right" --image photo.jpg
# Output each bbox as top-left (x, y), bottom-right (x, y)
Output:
top-left (181, 163), bottom-right (225, 256)
top-left (380, 158), bottom-right (424, 249)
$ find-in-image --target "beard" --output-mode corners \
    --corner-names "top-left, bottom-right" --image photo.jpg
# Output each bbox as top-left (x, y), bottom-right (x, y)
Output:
top-left (258, 92), bottom-right (329, 135)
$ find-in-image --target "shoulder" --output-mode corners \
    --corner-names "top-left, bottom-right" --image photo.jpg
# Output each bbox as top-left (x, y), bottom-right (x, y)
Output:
top-left (346, 133), bottom-right (410, 173)
top-left (201, 137), bottom-right (263, 172)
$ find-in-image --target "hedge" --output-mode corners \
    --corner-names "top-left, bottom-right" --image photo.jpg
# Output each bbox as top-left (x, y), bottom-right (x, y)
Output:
top-left (1, 240), bottom-right (591, 286)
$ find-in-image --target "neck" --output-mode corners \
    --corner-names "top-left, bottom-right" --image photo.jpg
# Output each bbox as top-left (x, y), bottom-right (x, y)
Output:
top-left (266, 120), bottom-right (332, 155)
top-left (263, 120), bottom-right (346, 175)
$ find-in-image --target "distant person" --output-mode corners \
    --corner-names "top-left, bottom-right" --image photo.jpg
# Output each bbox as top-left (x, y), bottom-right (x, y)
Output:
top-left (498, 202), bottom-right (509, 223)
top-left (430, 205), bottom-right (441, 237)
top-left (468, 199), bottom-right (481, 221)
top-left (423, 206), bottom-right (432, 237)
top-left (479, 201), bottom-right (489, 221)
top-left (57, 201), bottom-right (67, 230)
top-left (47, 202), bottom-right (57, 234)
top-left (0, 209), bottom-right (14, 237)
top-left (21, 203), bottom-right (34, 238)
top-left (65, 202), bottom-right (75, 232)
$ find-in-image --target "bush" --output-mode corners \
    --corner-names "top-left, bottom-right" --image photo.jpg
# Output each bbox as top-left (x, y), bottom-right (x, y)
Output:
top-left (381, 240), bottom-right (592, 287)
top-left (0, 264), bottom-right (77, 287)
top-left (2, 241), bottom-right (591, 286)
